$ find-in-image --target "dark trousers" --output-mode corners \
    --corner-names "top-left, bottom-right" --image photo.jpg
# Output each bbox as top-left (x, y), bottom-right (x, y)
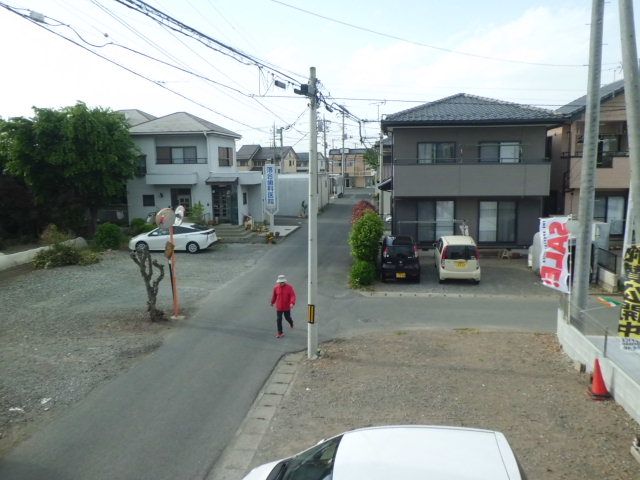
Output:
top-left (276, 310), bottom-right (293, 333)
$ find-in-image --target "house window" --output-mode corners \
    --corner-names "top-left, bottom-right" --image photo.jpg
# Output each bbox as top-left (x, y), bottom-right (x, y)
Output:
top-left (417, 142), bottom-right (456, 164)
top-left (142, 194), bottom-right (155, 207)
top-left (479, 201), bottom-right (516, 242)
top-left (597, 135), bottom-right (620, 168)
top-left (243, 192), bottom-right (248, 205)
top-left (415, 200), bottom-right (455, 243)
top-left (219, 147), bottom-right (233, 167)
top-left (156, 146), bottom-right (197, 164)
top-left (594, 196), bottom-right (625, 235)
top-left (136, 155), bottom-right (147, 176)
top-left (479, 142), bottom-right (521, 163)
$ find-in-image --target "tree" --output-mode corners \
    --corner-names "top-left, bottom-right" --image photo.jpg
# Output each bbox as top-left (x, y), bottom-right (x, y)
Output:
top-left (363, 147), bottom-right (379, 171)
top-left (1, 103), bottom-right (137, 235)
top-left (130, 249), bottom-right (166, 322)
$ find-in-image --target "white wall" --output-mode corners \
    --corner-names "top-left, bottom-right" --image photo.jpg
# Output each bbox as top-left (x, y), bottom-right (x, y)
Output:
top-left (275, 173), bottom-right (330, 216)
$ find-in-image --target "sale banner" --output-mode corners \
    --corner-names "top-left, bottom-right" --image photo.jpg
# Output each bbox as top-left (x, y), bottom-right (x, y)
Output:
top-left (539, 217), bottom-right (571, 294)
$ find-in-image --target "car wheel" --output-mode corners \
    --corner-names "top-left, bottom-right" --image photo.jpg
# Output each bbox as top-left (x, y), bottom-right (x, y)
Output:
top-left (438, 275), bottom-right (444, 284)
top-left (473, 279), bottom-right (480, 285)
top-left (135, 241), bottom-right (148, 252)
top-left (186, 242), bottom-right (200, 254)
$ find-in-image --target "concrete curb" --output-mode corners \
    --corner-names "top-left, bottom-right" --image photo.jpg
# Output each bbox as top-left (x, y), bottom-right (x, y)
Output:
top-left (0, 238), bottom-right (88, 272)
top-left (207, 351), bottom-right (304, 480)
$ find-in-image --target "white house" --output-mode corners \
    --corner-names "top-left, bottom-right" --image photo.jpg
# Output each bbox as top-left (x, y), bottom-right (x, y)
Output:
top-left (122, 110), bottom-right (264, 225)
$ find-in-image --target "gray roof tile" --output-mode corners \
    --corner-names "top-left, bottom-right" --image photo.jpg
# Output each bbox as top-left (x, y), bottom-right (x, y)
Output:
top-left (383, 93), bottom-right (562, 125)
top-left (556, 79), bottom-right (625, 116)
top-left (129, 112), bottom-right (240, 138)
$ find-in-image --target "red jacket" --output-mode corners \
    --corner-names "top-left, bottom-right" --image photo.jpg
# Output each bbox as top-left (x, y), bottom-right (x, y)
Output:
top-left (271, 283), bottom-right (296, 311)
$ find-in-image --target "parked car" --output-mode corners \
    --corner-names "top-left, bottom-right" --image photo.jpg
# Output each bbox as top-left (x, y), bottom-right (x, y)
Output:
top-left (242, 425), bottom-right (527, 480)
top-left (128, 223), bottom-right (218, 254)
top-left (434, 235), bottom-right (481, 284)
top-left (378, 235), bottom-right (420, 282)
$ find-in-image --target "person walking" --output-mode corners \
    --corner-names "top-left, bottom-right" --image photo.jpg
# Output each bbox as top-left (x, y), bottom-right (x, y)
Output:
top-left (270, 274), bottom-right (296, 338)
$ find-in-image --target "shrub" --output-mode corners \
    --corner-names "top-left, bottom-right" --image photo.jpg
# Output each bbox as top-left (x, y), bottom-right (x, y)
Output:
top-left (349, 211), bottom-right (384, 262)
top-left (94, 222), bottom-right (123, 250)
top-left (187, 201), bottom-right (205, 224)
top-left (40, 224), bottom-right (72, 245)
top-left (129, 218), bottom-right (155, 235)
top-left (34, 243), bottom-right (82, 269)
top-left (351, 200), bottom-right (377, 225)
top-left (350, 259), bottom-right (376, 287)
top-left (79, 250), bottom-right (101, 266)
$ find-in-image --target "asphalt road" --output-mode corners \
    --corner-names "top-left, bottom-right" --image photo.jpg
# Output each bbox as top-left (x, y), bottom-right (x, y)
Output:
top-left (0, 190), bottom-right (559, 480)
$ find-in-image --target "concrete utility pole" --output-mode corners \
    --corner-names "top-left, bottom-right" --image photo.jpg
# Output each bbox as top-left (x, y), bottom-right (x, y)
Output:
top-left (307, 67), bottom-right (318, 359)
top-left (573, 0), bottom-right (604, 317)
top-left (619, 0), bottom-right (640, 260)
top-left (378, 129), bottom-right (384, 216)
top-left (341, 111), bottom-right (346, 188)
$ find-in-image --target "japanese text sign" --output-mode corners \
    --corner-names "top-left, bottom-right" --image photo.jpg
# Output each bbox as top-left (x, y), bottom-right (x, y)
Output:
top-left (264, 164), bottom-right (278, 214)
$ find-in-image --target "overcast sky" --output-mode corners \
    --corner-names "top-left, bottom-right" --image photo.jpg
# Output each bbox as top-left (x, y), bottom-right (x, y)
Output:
top-left (0, 1), bottom-right (637, 151)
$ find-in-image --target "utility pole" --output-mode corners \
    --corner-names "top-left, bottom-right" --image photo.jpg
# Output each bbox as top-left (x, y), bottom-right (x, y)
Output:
top-left (573, 0), bottom-right (604, 318)
top-left (619, 0), bottom-right (640, 264)
top-left (307, 67), bottom-right (318, 359)
top-left (341, 111), bottom-right (346, 190)
top-left (379, 129), bottom-right (384, 216)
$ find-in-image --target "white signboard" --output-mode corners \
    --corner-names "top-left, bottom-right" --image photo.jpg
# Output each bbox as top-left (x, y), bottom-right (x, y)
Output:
top-left (264, 164), bottom-right (279, 214)
top-left (539, 216), bottom-right (571, 294)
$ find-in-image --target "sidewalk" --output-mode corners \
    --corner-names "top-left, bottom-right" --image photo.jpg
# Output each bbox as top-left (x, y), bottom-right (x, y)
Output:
top-left (210, 329), bottom-right (640, 480)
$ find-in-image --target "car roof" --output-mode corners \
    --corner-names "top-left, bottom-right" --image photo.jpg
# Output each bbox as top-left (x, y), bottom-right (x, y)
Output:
top-left (334, 425), bottom-right (519, 480)
top-left (440, 235), bottom-right (477, 246)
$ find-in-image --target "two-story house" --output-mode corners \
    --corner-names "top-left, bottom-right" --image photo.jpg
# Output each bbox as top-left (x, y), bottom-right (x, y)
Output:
top-left (236, 145), bottom-right (298, 173)
top-left (328, 148), bottom-right (376, 187)
top-left (549, 79), bottom-right (629, 237)
top-left (381, 94), bottom-right (563, 247)
top-left (122, 110), bottom-right (263, 225)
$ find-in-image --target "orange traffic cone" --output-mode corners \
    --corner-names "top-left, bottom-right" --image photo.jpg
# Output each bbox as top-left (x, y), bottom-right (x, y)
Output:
top-left (588, 358), bottom-right (611, 400)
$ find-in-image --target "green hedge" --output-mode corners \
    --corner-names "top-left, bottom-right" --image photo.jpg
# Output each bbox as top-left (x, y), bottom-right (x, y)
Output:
top-left (350, 259), bottom-right (376, 287)
top-left (33, 243), bottom-right (101, 269)
top-left (349, 211), bottom-right (384, 262)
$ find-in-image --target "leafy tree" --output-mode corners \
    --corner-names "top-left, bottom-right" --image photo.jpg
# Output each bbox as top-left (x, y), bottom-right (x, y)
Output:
top-left (363, 147), bottom-right (379, 171)
top-left (1, 103), bottom-right (137, 235)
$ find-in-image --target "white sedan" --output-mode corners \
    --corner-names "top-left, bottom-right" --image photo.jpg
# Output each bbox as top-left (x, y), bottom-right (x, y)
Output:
top-left (128, 223), bottom-right (218, 254)
top-left (242, 425), bottom-right (526, 480)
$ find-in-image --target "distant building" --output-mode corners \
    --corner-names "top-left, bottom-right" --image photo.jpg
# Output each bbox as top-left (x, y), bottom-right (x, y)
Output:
top-left (236, 145), bottom-right (298, 173)
top-left (328, 148), bottom-right (376, 188)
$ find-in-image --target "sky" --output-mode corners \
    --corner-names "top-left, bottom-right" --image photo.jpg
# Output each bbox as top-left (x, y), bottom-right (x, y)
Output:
top-left (0, 0), bottom-right (637, 152)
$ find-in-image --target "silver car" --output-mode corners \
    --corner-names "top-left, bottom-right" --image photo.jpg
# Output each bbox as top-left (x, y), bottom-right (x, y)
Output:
top-left (242, 425), bottom-right (526, 480)
top-left (128, 223), bottom-right (218, 254)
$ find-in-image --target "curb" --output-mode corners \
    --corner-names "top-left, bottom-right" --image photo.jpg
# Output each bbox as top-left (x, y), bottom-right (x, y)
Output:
top-left (207, 351), bottom-right (304, 480)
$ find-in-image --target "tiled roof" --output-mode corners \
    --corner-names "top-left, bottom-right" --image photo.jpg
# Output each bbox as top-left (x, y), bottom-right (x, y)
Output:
top-left (118, 109), bottom-right (156, 126)
top-left (556, 79), bottom-right (625, 116)
top-left (129, 112), bottom-right (240, 138)
top-left (237, 144), bottom-right (261, 160)
top-left (252, 146), bottom-right (296, 161)
top-left (383, 93), bottom-right (562, 125)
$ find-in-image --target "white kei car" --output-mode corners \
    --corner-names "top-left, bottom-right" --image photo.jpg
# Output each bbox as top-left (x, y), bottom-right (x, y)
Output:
top-left (242, 425), bottom-right (526, 480)
top-left (128, 223), bottom-right (218, 254)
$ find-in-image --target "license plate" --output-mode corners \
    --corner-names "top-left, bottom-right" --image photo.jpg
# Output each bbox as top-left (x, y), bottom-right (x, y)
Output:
top-left (455, 260), bottom-right (467, 268)
top-left (396, 272), bottom-right (406, 279)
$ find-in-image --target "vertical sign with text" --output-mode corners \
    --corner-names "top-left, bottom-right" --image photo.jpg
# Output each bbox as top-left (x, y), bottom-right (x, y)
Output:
top-left (539, 216), bottom-right (571, 294)
top-left (264, 164), bottom-right (279, 215)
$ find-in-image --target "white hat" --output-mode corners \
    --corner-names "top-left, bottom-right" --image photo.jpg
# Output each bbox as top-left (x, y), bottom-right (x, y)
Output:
top-left (276, 274), bottom-right (287, 283)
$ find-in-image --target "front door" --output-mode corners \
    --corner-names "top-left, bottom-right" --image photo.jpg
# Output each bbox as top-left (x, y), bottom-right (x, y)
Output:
top-left (171, 188), bottom-right (192, 212)
top-left (212, 185), bottom-right (232, 223)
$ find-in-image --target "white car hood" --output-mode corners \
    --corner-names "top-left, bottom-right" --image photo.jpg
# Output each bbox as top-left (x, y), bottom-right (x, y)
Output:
top-left (241, 460), bottom-right (279, 480)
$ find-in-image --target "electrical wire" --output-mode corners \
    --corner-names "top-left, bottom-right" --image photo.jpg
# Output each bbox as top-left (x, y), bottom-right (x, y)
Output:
top-left (270, 0), bottom-right (617, 68)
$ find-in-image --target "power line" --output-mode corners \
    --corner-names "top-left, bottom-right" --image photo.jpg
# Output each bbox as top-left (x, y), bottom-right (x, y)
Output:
top-left (271, 0), bottom-right (607, 68)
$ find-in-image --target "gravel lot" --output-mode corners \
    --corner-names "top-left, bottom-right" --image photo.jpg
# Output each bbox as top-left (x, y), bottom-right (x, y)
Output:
top-left (0, 243), bottom-right (267, 455)
top-left (251, 330), bottom-right (640, 480)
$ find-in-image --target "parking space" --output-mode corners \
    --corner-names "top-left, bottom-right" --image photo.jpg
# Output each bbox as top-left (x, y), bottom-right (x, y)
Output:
top-left (374, 248), bottom-right (555, 298)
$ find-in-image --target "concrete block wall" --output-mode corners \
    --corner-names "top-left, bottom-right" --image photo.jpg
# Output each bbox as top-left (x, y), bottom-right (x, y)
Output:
top-left (0, 238), bottom-right (88, 272)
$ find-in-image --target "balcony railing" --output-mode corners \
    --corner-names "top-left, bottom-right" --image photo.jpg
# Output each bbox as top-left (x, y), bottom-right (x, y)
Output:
top-left (568, 154), bottom-right (630, 190)
top-left (155, 157), bottom-right (208, 165)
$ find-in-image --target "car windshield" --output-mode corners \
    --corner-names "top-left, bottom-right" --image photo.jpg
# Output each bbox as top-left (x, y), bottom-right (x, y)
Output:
top-left (274, 435), bottom-right (342, 480)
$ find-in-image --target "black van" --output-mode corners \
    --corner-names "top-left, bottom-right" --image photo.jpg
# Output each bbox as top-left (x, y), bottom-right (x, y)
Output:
top-left (378, 235), bottom-right (421, 282)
